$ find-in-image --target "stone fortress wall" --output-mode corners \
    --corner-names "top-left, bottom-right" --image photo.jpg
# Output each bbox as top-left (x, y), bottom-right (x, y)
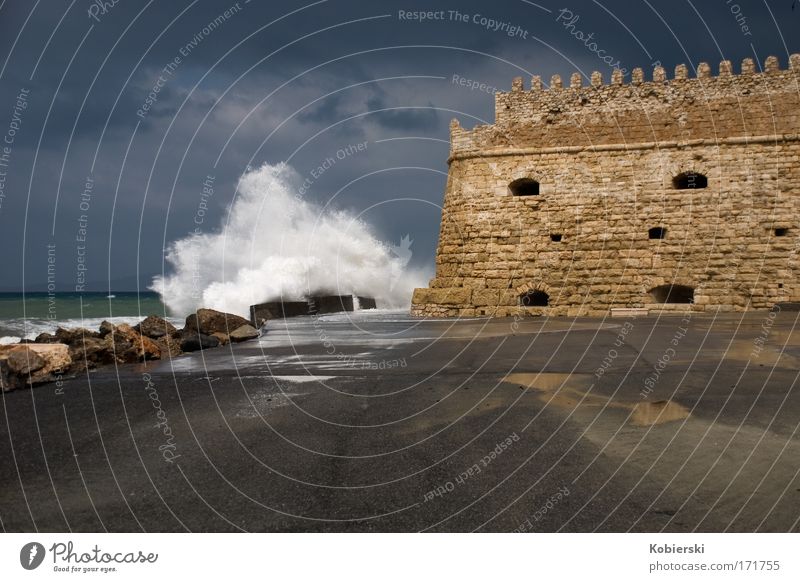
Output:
top-left (411, 55), bottom-right (800, 317)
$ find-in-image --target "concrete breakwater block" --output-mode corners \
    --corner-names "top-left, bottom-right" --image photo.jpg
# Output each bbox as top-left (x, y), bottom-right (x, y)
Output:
top-left (356, 296), bottom-right (377, 309)
top-left (308, 295), bottom-right (354, 315)
top-left (250, 295), bottom-right (376, 325)
top-left (250, 301), bottom-right (310, 325)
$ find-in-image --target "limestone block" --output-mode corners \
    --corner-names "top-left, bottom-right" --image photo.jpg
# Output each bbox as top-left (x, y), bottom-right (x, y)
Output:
top-left (411, 287), bottom-right (472, 306)
top-left (472, 289), bottom-right (501, 306)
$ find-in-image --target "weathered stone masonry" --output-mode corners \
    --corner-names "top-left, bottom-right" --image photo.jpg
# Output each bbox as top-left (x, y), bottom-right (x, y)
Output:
top-left (411, 56), bottom-right (800, 317)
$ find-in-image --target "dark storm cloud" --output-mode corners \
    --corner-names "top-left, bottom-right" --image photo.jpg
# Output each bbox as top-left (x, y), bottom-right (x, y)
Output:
top-left (365, 94), bottom-right (439, 130)
top-left (298, 93), bottom-right (346, 124)
top-left (0, 0), bottom-right (798, 291)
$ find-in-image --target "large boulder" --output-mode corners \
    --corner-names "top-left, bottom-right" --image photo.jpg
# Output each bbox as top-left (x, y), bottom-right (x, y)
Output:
top-left (179, 332), bottom-right (220, 352)
top-left (98, 320), bottom-right (116, 337)
top-left (67, 337), bottom-right (115, 371)
top-left (34, 332), bottom-right (57, 344)
top-left (0, 344), bottom-right (71, 392)
top-left (35, 328), bottom-right (100, 345)
top-left (104, 323), bottom-right (161, 363)
top-left (55, 327), bottom-right (102, 344)
top-left (229, 324), bottom-right (260, 342)
top-left (6, 348), bottom-right (45, 375)
top-left (155, 335), bottom-right (182, 358)
top-left (135, 315), bottom-right (178, 339)
top-left (67, 323), bottom-right (162, 367)
top-left (184, 308), bottom-right (251, 336)
top-left (45, 322), bottom-right (160, 367)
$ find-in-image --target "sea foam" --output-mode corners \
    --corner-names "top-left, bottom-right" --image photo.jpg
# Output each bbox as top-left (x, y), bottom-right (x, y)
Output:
top-left (151, 163), bottom-right (428, 317)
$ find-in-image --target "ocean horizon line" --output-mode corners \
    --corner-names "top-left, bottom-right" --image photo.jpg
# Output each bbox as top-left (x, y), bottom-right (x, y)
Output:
top-left (0, 290), bottom-right (160, 295)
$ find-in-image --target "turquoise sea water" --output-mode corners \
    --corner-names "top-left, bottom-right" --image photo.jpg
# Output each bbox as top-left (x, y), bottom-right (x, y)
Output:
top-left (0, 292), bottom-right (182, 342)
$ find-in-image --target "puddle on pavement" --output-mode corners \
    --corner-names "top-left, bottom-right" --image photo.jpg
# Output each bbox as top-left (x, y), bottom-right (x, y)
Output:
top-left (505, 372), bottom-right (599, 409)
top-left (724, 338), bottom-right (800, 368)
top-left (504, 372), bottom-right (689, 428)
top-left (630, 400), bottom-right (690, 426)
top-left (234, 389), bottom-right (309, 418)
top-left (269, 375), bottom-right (337, 384)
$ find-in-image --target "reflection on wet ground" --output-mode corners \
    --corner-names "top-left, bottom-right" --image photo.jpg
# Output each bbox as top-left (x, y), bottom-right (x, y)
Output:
top-left (2, 309), bottom-right (798, 532)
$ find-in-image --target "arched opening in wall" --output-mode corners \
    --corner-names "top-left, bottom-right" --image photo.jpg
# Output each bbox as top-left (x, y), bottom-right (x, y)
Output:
top-left (648, 227), bottom-right (666, 240)
top-left (672, 172), bottom-right (708, 189)
top-left (649, 284), bottom-right (694, 304)
top-left (520, 290), bottom-right (549, 307)
top-left (509, 178), bottom-right (540, 197)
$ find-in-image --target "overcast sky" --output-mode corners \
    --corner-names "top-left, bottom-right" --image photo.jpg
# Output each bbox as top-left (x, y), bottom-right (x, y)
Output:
top-left (0, 0), bottom-right (798, 292)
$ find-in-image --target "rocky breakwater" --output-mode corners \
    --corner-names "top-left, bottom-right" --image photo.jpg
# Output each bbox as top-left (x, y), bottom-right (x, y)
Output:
top-left (0, 308), bottom-right (261, 393)
top-left (181, 308), bottom-right (258, 350)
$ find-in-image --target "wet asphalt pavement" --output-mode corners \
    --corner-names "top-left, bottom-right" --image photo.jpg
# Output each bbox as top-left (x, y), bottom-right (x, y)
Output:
top-left (2, 310), bottom-right (799, 532)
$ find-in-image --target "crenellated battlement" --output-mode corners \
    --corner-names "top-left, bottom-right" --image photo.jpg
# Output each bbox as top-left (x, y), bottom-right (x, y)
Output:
top-left (449, 55), bottom-right (800, 160)
top-left (514, 54), bottom-right (799, 93)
